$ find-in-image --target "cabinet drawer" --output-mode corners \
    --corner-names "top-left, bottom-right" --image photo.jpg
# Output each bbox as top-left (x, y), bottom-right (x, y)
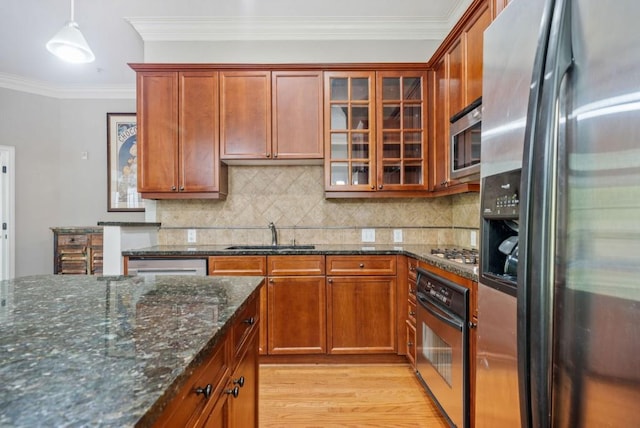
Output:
top-left (155, 337), bottom-right (230, 428)
top-left (89, 233), bottom-right (103, 246)
top-left (407, 299), bottom-right (416, 326)
top-left (406, 321), bottom-right (416, 368)
top-left (326, 255), bottom-right (396, 276)
top-left (232, 296), bottom-right (260, 359)
top-left (57, 234), bottom-right (88, 246)
top-left (208, 256), bottom-right (266, 276)
top-left (267, 255), bottom-right (325, 276)
top-left (407, 257), bottom-right (419, 282)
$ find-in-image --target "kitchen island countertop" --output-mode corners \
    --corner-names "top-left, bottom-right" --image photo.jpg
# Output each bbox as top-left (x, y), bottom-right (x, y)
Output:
top-left (0, 274), bottom-right (264, 427)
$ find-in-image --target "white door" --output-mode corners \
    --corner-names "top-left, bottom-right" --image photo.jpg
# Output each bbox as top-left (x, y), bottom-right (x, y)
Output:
top-left (0, 146), bottom-right (15, 280)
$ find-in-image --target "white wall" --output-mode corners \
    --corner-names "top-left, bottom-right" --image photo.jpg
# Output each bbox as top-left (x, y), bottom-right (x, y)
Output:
top-left (0, 87), bottom-right (141, 276)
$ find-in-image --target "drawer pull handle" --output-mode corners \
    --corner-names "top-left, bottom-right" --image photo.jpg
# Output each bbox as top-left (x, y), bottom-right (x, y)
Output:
top-left (409, 311), bottom-right (416, 316)
top-left (243, 317), bottom-right (255, 326)
top-left (408, 341), bottom-right (413, 347)
top-left (233, 376), bottom-right (245, 387)
top-left (195, 384), bottom-right (213, 399)
top-left (226, 386), bottom-right (240, 398)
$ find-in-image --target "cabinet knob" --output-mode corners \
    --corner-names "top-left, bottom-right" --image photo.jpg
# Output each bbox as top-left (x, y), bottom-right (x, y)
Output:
top-left (328, 278), bottom-right (333, 284)
top-left (179, 186), bottom-right (184, 191)
top-left (469, 321), bottom-right (478, 329)
top-left (273, 153), bottom-right (278, 158)
top-left (266, 153), bottom-right (271, 158)
top-left (370, 185), bottom-right (375, 189)
top-left (171, 186), bottom-right (177, 191)
top-left (243, 317), bottom-right (255, 326)
top-left (269, 278), bottom-right (274, 283)
top-left (195, 384), bottom-right (213, 399)
top-left (378, 185), bottom-right (383, 189)
top-left (233, 376), bottom-right (245, 387)
top-left (226, 386), bottom-right (240, 398)
top-left (359, 263), bottom-right (365, 268)
top-left (410, 288), bottom-right (416, 295)
top-left (407, 341), bottom-right (414, 347)
top-left (409, 311), bottom-right (416, 317)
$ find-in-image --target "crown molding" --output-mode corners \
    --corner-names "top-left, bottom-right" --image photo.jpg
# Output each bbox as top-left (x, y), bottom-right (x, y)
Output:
top-left (0, 73), bottom-right (135, 99)
top-left (126, 16), bottom-right (456, 42)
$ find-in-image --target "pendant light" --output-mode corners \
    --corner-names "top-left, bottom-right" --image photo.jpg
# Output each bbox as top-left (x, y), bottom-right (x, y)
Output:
top-left (46, 0), bottom-right (95, 63)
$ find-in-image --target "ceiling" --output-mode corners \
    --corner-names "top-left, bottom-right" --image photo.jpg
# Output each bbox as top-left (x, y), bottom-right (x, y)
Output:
top-left (0, 0), bottom-right (472, 96)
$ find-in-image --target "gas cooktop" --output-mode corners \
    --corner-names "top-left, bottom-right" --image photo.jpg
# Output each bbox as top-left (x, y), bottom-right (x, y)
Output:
top-left (430, 248), bottom-right (479, 265)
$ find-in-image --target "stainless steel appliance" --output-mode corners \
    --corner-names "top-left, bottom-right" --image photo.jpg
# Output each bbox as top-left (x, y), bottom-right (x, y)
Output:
top-left (415, 267), bottom-right (470, 428)
top-left (127, 258), bottom-right (207, 276)
top-left (478, 0), bottom-right (640, 427)
top-left (450, 97), bottom-right (482, 182)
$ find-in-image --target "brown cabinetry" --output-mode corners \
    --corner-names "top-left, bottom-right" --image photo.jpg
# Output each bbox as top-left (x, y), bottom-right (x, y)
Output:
top-left (326, 255), bottom-right (397, 354)
top-left (153, 287), bottom-right (261, 428)
top-left (405, 257), bottom-right (419, 367)
top-left (428, 0), bottom-right (489, 195)
top-left (52, 227), bottom-right (103, 274)
top-left (134, 68), bottom-right (228, 199)
top-left (267, 255), bottom-right (326, 355)
top-left (220, 70), bottom-right (324, 161)
top-left (324, 70), bottom-right (429, 197)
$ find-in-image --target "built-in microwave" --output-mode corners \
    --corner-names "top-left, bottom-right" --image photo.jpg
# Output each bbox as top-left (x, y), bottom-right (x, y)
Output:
top-left (450, 97), bottom-right (481, 182)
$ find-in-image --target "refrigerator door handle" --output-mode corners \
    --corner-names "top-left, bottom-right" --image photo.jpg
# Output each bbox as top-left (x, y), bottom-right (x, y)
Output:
top-left (517, 0), bottom-right (573, 427)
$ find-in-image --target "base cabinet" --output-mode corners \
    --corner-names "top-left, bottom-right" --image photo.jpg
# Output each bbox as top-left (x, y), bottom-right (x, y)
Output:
top-left (152, 288), bottom-right (261, 428)
top-left (52, 227), bottom-right (103, 274)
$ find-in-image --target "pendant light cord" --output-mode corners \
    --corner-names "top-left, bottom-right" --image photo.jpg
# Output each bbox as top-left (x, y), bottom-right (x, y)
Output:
top-left (70, 0), bottom-right (75, 22)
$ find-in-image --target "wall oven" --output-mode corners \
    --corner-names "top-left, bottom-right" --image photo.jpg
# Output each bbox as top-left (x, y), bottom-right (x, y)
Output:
top-left (416, 267), bottom-right (470, 428)
top-left (450, 97), bottom-right (482, 182)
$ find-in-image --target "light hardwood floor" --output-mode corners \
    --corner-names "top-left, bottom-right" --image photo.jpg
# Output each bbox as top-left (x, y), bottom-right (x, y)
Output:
top-left (259, 364), bottom-right (448, 427)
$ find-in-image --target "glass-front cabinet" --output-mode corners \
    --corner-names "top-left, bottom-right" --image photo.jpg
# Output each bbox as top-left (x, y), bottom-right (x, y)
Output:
top-left (324, 70), bottom-right (428, 195)
top-left (324, 72), bottom-right (376, 191)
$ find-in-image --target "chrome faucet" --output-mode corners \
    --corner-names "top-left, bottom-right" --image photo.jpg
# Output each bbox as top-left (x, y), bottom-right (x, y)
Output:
top-left (268, 222), bottom-right (278, 246)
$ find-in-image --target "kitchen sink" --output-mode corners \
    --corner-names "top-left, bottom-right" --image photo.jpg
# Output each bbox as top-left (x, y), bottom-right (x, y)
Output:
top-left (224, 245), bottom-right (315, 251)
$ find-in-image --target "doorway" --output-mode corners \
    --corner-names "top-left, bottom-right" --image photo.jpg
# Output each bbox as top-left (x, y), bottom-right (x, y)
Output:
top-left (0, 146), bottom-right (15, 280)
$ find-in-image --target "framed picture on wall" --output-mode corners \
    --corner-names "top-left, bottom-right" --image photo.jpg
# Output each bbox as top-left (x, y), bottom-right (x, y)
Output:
top-left (107, 113), bottom-right (144, 212)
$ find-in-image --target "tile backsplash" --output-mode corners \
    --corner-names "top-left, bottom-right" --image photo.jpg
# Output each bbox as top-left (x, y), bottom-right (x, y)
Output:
top-left (156, 165), bottom-right (480, 247)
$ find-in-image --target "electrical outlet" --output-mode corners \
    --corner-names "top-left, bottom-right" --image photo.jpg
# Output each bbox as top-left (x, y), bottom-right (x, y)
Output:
top-left (361, 228), bottom-right (376, 242)
top-left (393, 229), bottom-right (403, 243)
top-left (187, 229), bottom-right (197, 243)
top-left (470, 230), bottom-right (477, 247)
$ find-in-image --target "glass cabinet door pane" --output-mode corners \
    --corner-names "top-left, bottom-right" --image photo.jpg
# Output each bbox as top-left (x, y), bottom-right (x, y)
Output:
top-left (351, 78), bottom-right (369, 101)
top-left (351, 163), bottom-right (369, 185)
top-left (331, 162), bottom-right (349, 186)
top-left (404, 163), bottom-right (423, 184)
top-left (382, 77), bottom-right (401, 100)
top-left (331, 133), bottom-right (348, 158)
top-left (331, 78), bottom-right (348, 100)
top-left (383, 163), bottom-right (402, 184)
top-left (403, 78), bottom-right (421, 100)
top-left (383, 105), bottom-right (401, 129)
top-left (330, 105), bottom-right (348, 130)
top-left (403, 105), bottom-right (422, 129)
top-left (383, 132), bottom-right (401, 159)
top-left (351, 106), bottom-right (369, 129)
top-left (351, 135), bottom-right (369, 159)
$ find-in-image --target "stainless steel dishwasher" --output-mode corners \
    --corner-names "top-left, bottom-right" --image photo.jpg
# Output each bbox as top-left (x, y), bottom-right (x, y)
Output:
top-left (127, 258), bottom-right (207, 276)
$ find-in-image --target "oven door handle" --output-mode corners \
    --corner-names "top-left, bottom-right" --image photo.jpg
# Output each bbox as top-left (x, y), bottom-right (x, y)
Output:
top-left (416, 292), bottom-right (464, 331)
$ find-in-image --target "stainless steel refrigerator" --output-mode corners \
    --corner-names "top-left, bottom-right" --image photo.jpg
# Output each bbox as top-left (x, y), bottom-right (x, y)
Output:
top-left (477, 0), bottom-right (640, 426)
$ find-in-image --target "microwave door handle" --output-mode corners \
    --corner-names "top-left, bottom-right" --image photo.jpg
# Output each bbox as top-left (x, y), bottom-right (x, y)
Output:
top-left (417, 292), bottom-right (464, 331)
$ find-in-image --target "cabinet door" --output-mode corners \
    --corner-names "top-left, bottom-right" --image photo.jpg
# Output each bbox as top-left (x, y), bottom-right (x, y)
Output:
top-left (430, 57), bottom-right (449, 191)
top-left (272, 71), bottom-right (324, 159)
top-left (376, 71), bottom-right (429, 191)
top-left (137, 71), bottom-right (179, 193)
top-left (267, 276), bottom-right (327, 354)
top-left (228, 330), bottom-right (259, 428)
top-left (180, 72), bottom-right (220, 192)
top-left (447, 38), bottom-right (464, 119)
top-left (327, 276), bottom-right (397, 354)
top-left (464, 3), bottom-right (491, 105)
top-left (220, 71), bottom-right (271, 159)
top-left (324, 71), bottom-right (376, 191)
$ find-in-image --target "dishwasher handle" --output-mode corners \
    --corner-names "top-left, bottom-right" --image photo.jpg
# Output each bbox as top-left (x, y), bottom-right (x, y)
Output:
top-left (416, 291), bottom-right (464, 331)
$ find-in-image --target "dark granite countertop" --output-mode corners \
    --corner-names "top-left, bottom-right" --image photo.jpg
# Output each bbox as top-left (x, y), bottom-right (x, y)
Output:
top-left (123, 244), bottom-right (478, 281)
top-left (0, 274), bottom-right (264, 427)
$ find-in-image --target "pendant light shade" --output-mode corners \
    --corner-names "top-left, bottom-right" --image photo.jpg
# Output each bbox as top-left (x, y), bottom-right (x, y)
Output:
top-left (46, 0), bottom-right (95, 63)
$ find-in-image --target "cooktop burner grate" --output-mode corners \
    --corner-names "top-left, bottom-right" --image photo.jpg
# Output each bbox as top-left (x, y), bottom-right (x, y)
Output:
top-left (430, 248), bottom-right (479, 265)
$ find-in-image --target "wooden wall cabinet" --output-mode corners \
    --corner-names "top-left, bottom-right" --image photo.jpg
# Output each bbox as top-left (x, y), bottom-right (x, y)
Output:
top-left (52, 227), bottom-right (103, 274)
top-left (220, 70), bottom-right (323, 161)
top-left (428, 0), bottom-right (490, 195)
top-left (135, 69), bottom-right (228, 199)
top-left (324, 70), bottom-right (429, 197)
top-left (326, 255), bottom-right (397, 354)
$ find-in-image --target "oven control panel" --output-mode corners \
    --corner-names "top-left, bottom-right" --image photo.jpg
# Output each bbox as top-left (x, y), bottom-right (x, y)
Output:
top-left (416, 268), bottom-right (468, 318)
